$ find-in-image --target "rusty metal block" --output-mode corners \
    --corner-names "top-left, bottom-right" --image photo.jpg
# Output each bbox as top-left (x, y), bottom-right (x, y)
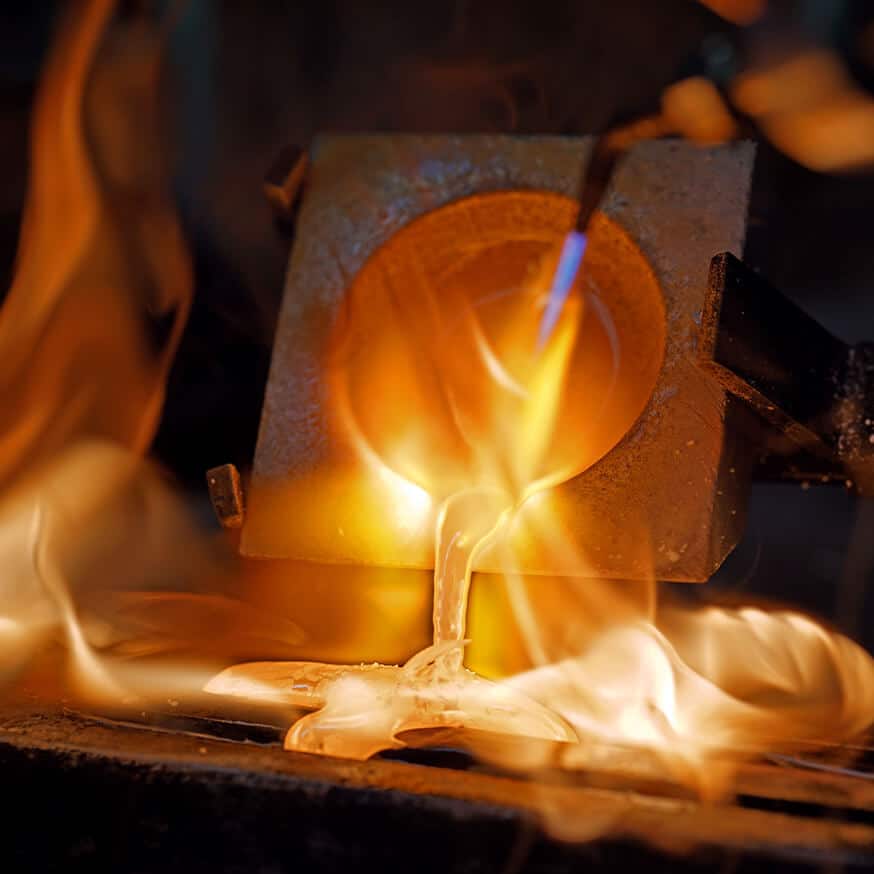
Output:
top-left (242, 135), bottom-right (755, 582)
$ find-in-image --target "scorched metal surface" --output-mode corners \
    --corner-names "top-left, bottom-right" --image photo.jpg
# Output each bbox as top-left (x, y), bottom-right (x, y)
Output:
top-left (2, 690), bottom-right (874, 873)
top-left (243, 134), bottom-right (756, 582)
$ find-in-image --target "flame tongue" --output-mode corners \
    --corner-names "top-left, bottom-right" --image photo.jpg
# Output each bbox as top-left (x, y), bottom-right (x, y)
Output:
top-left (0, 0), bottom-right (206, 700)
top-left (494, 607), bottom-right (874, 803)
top-left (0, 0), bottom-right (190, 491)
top-left (335, 239), bottom-right (588, 502)
top-left (400, 251), bottom-right (589, 673)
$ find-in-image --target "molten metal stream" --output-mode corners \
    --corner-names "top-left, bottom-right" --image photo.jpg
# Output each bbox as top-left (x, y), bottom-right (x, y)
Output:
top-left (432, 490), bottom-right (509, 673)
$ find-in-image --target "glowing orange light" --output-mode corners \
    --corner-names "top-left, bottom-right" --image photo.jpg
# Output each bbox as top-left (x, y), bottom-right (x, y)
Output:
top-left (1, 2), bottom-right (873, 851)
top-left (209, 185), bottom-right (874, 833)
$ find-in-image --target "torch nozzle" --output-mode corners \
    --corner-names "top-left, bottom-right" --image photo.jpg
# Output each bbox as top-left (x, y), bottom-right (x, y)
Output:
top-left (538, 115), bottom-right (672, 348)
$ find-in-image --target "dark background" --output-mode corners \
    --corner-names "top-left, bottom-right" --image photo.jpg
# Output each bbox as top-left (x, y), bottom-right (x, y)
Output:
top-left (1, 0), bottom-right (873, 646)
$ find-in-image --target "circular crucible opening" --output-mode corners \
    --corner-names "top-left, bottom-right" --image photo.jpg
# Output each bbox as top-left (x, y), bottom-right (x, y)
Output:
top-left (328, 190), bottom-right (665, 503)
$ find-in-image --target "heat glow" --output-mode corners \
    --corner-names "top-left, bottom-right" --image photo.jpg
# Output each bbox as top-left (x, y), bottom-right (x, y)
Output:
top-left (1, 0), bottom-right (873, 849)
top-left (208, 211), bottom-right (874, 815)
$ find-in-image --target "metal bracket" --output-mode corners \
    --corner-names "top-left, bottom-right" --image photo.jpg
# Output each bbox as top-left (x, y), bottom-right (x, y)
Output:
top-left (206, 463), bottom-right (245, 529)
top-left (700, 253), bottom-right (874, 494)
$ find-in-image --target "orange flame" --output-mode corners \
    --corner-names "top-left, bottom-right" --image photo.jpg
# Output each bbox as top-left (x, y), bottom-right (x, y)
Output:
top-left (0, 0), bottom-right (190, 492)
top-left (0, 0), bottom-right (224, 700)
